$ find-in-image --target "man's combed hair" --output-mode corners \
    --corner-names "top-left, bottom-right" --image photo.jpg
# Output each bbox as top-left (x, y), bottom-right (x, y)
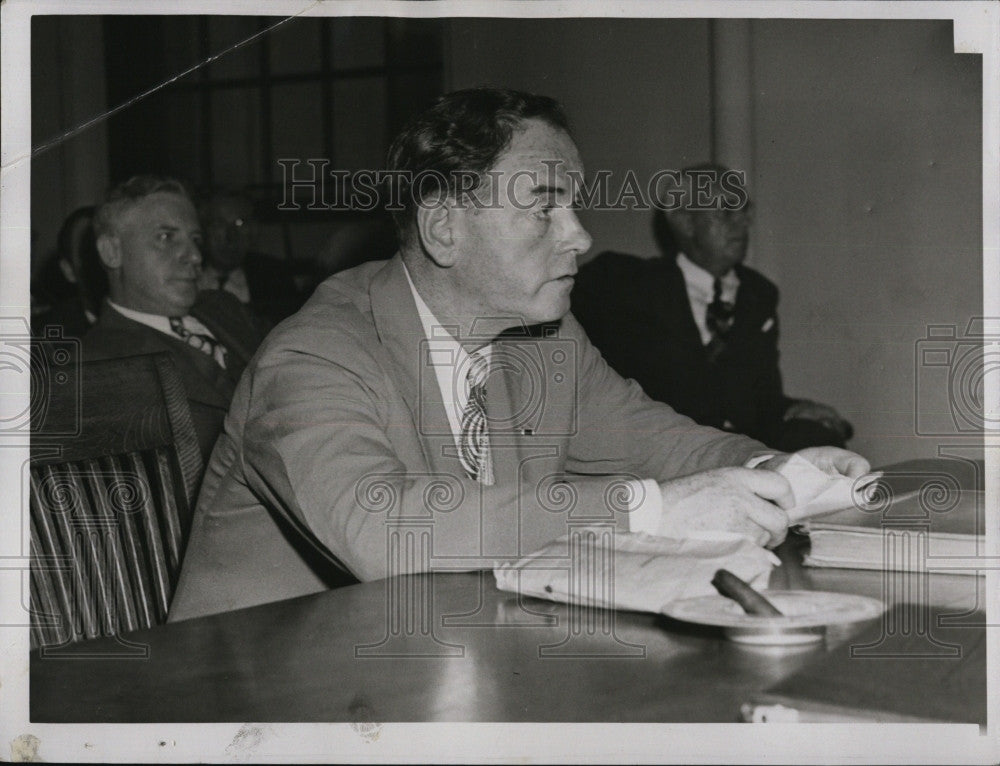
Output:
top-left (93, 174), bottom-right (192, 238)
top-left (385, 87), bottom-right (570, 241)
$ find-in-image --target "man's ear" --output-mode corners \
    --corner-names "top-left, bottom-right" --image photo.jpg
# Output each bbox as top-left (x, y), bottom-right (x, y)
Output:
top-left (415, 196), bottom-right (458, 267)
top-left (95, 233), bottom-right (122, 269)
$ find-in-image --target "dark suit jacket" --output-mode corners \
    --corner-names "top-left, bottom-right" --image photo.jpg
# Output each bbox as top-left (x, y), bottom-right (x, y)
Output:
top-left (168, 254), bottom-right (766, 621)
top-left (81, 290), bottom-right (266, 460)
top-left (572, 252), bottom-right (797, 449)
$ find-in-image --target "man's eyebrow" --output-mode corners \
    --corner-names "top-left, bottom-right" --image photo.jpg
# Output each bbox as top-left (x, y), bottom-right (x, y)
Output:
top-left (529, 183), bottom-right (568, 199)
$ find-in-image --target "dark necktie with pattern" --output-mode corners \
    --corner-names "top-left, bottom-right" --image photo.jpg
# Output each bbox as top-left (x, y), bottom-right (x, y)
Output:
top-left (458, 350), bottom-right (494, 485)
top-left (169, 317), bottom-right (228, 369)
top-left (705, 278), bottom-right (736, 363)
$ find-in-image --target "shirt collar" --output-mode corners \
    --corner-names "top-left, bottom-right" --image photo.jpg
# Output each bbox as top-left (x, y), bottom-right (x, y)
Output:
top-left (107, 299), bottom-right (216, 340)
top-left (107, 299), bottom-right (174, 334)
top-left (401, 261), bottom-right (492, 366)
top-left (675, 252), bottom-right (739, 298)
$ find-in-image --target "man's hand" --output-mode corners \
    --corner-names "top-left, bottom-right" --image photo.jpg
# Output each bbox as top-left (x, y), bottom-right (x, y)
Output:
top-left (758, 447), bottom-right (871, 479)
top-left (783, 398), bottom-right (851, 440)
top-left (657, 468), bottom-right (794, 548)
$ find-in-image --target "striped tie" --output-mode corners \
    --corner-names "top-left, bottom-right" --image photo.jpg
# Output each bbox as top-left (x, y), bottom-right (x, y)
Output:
top-left (705, 278), bottom-right (735, 363)
top-left (458, 350), bottom-right (494, 485)
top-left (169, 317), bottom-right (228, 369)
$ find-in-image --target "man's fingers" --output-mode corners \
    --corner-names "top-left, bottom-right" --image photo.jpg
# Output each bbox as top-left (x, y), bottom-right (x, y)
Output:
top-left (834, 452), bottom-right (870, 478)
top-left (797, 447), bottom-right (871, 478)
top-left (733, 467), bottom-right (795, 510)
top-left (743, 497), bottom-right (790, 547)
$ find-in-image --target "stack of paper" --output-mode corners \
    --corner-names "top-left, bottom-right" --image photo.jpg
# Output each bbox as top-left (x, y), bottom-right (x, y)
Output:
top-left (803, 486), bottom-right (985, 576)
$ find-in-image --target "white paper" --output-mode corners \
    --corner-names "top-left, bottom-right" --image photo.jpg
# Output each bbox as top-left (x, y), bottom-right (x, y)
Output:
top-left (777, 454), bottom-right (882, 523)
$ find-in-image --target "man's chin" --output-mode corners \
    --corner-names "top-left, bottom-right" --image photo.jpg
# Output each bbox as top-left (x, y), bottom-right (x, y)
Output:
top-left (529, 299), bottom-right (570, 325)
top-left (171, 285), bottom-right (199, 312)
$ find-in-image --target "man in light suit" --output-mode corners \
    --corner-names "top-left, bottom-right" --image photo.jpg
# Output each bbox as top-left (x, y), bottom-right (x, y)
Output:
top-left (169, 89), bottom-right (868, 621)
top-left (83, 175), bottom-right (265, 460)
top-left (573, 164), bottom-right (852, 452)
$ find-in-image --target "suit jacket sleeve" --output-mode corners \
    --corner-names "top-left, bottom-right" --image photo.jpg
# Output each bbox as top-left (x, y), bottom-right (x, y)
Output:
top-left (737, 273), bottom-right (794, 445)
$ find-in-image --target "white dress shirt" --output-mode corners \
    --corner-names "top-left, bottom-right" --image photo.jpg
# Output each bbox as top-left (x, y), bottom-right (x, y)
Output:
top-left (675, 252), bottom-right (740, 345)
top-left (402, 264), bottom-right (493, 461)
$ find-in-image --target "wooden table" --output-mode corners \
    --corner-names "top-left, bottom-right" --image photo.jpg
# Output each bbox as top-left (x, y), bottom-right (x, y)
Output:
top-left (30, 533), bottom-right (985, 723)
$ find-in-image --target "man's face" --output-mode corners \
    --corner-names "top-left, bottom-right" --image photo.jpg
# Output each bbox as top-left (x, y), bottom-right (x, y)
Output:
top-left (449, 119), bottom-right (592, 325)
top-left (686, 203), bottom-right (752, 277)
top-left (113, 192), bottom-right (203, 316)
top-left (205, 196), bottom-right (256, 272)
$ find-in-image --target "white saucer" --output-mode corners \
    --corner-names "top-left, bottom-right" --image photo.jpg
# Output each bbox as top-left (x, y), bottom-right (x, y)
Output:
top-left (662, 590), bottom-right (886, 645)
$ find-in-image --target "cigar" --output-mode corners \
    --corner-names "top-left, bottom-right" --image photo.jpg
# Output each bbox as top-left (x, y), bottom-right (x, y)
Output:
top-left (712, 569), bottom-right (783, 616)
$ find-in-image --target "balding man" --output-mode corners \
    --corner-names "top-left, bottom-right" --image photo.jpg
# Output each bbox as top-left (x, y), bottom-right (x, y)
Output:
top-left (573, 163), bottom-right (852, 452)
top-left (83, 175), bottom-right (266, 459)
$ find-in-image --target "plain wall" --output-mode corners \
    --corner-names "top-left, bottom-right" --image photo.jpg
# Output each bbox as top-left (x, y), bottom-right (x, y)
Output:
top-left (750, 20), bottom-right (982, 465)
top-left (447, 17), bottom-right (982, 467)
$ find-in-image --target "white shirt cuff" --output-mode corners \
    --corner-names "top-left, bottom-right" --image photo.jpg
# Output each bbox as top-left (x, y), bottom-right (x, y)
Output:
top-left (625, 478), bottom-right (663, 534)
top-left (744, 453), bottom-right (778, 469)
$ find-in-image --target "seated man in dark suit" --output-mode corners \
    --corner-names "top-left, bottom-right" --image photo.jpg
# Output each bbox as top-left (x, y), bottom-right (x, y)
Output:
top-left (198, 189), bottom-right (304, 325)
top-left (31, 206), bottom-right (107, 339)
top-left (169, 89), bottom-right (868, 621)
top-left (572, 164), bottom-right (851, 452)
top-left (83, 175), bottom-right (266, 460)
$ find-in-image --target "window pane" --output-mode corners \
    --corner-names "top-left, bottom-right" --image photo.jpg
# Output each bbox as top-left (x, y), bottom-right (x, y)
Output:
top-left (210, 86), bottom-right (262, 186)
top-left (271, 83), bottom-right (325, 166)
top-left (330, 17), bottom-right (385, 70)
top-left (333, 78), bottom-right (387, 172)
top-left (160, 17), bottom-right (202, 75)
top-left (386, 18), bottom-right (443, 67)
top-left (206, 16), bottom-right (262, 80)
top-left (163, 90), bottom-right (204, 186)
top-left (269, 18), bottom-right (321, 76)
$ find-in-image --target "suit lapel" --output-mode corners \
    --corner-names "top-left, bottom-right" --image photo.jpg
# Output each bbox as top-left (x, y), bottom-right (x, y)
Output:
top-left (658, 257), bottom-right (706, 358)
top-left (190, 291), bottom-right (259, 375)
top-left (96, 305), bottom-right (234, 410)
top-left (731, 265), bottom-right (762, 340)
top-left (369, 257), bottom-right (450, 473)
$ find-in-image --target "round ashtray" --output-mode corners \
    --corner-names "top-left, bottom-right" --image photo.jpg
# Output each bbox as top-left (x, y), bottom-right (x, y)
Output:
top-left (662, 590), bottom-right (885, 646)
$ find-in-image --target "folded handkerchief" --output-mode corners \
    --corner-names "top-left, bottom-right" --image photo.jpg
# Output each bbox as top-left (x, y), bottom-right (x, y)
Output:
top-left (494, 528), bottom-right (778, 613)
top-left (777, 454), bottom-right (881, 523)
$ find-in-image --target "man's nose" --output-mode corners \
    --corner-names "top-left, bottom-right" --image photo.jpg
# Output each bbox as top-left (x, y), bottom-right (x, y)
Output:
top-left (181, 238), bottom-right (203, 266)
top-left (563, 209), bottom-right (593, 257)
